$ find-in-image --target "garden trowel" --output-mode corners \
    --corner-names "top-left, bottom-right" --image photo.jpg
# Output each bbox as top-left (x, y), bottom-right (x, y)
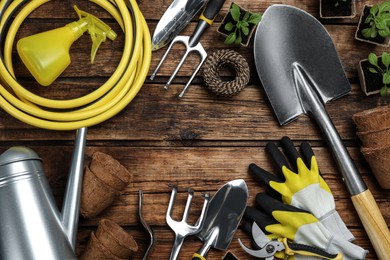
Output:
top-left (254, 4), bottom-right (390, 259)
top-left (192, 179), bottom-right (248, 260)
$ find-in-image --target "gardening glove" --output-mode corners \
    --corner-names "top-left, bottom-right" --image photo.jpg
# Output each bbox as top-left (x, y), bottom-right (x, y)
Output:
top-left (243, 193), bottom-right (367, 260)
top-left (249, 136), bottom-right (355, 242)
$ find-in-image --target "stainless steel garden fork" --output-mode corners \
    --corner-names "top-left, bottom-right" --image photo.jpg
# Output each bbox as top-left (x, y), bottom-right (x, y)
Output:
top-left (150, 0), bottom-right (226, 97)
top-left (166, 184), bottom-right (210, 260)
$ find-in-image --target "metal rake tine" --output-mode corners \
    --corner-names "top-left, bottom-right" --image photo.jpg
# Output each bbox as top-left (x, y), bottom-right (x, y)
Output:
top-left (179, 48), bottom-right (207, 98)
top-left (166, 184), bottom-right (178, 225)
top-left (164, 49), bottom-right (190, 89)
top-left (150, 40), bottom-right (177, 80)
top-left (182, 189), bottom-right (194, 222)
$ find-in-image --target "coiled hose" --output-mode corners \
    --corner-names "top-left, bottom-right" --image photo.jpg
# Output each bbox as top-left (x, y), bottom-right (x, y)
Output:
top-left (0, 0), bottom-right (151, 130)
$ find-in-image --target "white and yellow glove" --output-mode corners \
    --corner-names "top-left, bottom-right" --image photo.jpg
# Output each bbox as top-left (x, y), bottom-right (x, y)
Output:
top-left (250, 136), bottom-right (354, 242)
top-left (243, 193), bottom-right (368, 260)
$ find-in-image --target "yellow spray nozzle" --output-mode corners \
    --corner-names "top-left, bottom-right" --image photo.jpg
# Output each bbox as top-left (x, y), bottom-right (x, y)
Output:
top-left (16, 5), bottom-right (117, 86)
top-left (72, 5), bottom-right (117, 63)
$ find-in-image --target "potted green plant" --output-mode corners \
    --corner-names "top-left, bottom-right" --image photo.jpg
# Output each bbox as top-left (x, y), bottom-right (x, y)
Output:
top-left (358, 52), bottom-right (390, 96)
top-left (320, 0), bottom-right (356, 19)
top-left (217, 2), bottom-right (262, 47)
top-left (355, 2), bottom-right (390, 47)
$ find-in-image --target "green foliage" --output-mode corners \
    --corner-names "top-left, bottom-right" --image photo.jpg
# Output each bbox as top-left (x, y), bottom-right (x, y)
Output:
top-left (368, 52), bottom-right (390, 96)
top-left (362, 2), bottom-right (390, 39)
top-left (223, 3), bottom-right (262, 45)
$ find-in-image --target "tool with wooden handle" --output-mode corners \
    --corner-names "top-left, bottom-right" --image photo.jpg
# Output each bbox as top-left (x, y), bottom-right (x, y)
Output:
top-left (253, 5), bottom-right (390, 259)
top-left (150, 0), bottom-right (226, 97)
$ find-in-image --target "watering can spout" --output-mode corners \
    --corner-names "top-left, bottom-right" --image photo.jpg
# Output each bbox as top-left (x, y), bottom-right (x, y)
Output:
top-left (61, 127), bottom-right (88, 250)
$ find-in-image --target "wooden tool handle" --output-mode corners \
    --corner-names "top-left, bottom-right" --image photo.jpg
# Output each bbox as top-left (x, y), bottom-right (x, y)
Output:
top-left (351, 189), bottom-right (390, 259)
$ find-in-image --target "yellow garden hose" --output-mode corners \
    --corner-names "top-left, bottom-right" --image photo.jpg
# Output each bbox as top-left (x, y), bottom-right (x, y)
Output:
top-left (0, 0), bottom-right (151, 130)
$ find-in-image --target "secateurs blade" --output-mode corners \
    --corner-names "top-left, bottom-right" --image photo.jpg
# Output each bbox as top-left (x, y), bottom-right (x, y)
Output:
top-left (238, 222), bottom-right (343, 260)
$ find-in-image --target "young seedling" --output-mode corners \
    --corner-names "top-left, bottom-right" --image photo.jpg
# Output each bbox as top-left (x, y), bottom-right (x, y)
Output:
top-left (368, 52), bottom-right (390, 96)
top-left (362, 2), bottom-right (390, 39)
top-left (224, 3), bottom-right (262, 45)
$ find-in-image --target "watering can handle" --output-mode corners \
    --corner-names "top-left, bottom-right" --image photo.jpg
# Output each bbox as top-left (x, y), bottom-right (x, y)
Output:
top-left (292, 64), bottom-right (390, 258)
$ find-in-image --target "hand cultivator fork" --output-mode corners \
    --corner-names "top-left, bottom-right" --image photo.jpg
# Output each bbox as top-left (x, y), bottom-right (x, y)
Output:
top-left (150, 0), bottom-right (226, 97)
top-left (166, 184), bottom-right (210, 260)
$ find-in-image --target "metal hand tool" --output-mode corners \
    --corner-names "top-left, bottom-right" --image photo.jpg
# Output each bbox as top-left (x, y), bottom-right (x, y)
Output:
top-left (192, 179), bottom-right (248, 260)
top-left (138, 190), bottom-right (155, 260)
top-left (152, 0), bottom-right (208, 51)
top-left (166, 184), bottom-right (210, 260)
top-left (253, 4), bottom-right (390, 258)
top-left (150, 0), bottom-right (226, 97)
top-left (239, 222), bottom-right (343, 260)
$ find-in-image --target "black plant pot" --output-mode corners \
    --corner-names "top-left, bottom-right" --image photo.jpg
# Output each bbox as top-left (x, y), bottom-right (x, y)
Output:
top-left (320, 0), bottom-right (355, 19)
top-left (217, 2), bottom-right (257, 47)
top-left (358, 57), bottom-right (384, 96)
top-left (355, 5), bottom-right (390, 47)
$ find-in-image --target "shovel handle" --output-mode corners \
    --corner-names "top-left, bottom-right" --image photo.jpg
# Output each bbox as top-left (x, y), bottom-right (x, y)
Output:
top-left (293, 64), bottom-right (390, 258)
top-left (351, 190), bottom-right (390, 259)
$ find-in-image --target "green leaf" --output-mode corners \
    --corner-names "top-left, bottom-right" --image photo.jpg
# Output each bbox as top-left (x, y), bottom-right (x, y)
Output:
top-left (379, 1), bottom-right (390, 13)
top-left (365, 15), bottom-right (374, 24)
top-left (236, 20), bottom-right (242, 29)
top-left (230, 3), bottom-right (241, 22)
top-left (368, 53), bottom-right (379, 66)
top-left (362, 28), bottom-right (372, 38)
top-left (224, 22), bottom-right (235, 31)
top-left (383, 72), bottom-right (390, 84)
top-left (248, 13), bottom-right (262, 24)
top-left (235, 32), bottom-right (242, 45)
top-left (242, 12), bottom-right (250, 22)
top-left (379, 27), bottom-right (390, 37)
top-left (371, 27), bottom-right (378, 38)
top-left (242, 26), bottom-right (249, 36)
top-left (383, 52), bottom-right (390, 68)
top-left (380, 85), bottom-right (388, 96)
top-left (369, 67), bottom-right (379, 73)
top-left (370, 4), bottom-right (380, 15)
top-left (376, 18), bottom-right (388, 30)
top-left (224, 32), bottom-right (236, 45)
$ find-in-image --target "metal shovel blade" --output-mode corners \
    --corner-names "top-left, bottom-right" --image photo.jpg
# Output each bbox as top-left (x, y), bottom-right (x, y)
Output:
top-left (193, 179), bottom-right (248, 259)
top-left (254, 4), bottom-right (350, 126)
top-left (254, 6), bottom-right (390, 258)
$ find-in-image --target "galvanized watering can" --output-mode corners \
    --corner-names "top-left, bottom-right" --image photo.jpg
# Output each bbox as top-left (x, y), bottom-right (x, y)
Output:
top-left (0, 128), bottom-right (87, 260)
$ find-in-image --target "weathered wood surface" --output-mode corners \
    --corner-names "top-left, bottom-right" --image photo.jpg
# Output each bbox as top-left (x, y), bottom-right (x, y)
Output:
top-left (1, 0), bottom-right (389, 259)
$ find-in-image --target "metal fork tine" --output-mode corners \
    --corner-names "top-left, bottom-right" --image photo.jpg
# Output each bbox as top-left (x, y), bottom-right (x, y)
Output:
top-left (164, 49), bottom-right (190, 89)
top-left (166, 184), bottom-right (178, 224)
top-left (179, 48), bottom-right (207, 97)
top-left (182, 189), bottom-right (194, 221)
top-left (150, 39), bottom-right (177, 80)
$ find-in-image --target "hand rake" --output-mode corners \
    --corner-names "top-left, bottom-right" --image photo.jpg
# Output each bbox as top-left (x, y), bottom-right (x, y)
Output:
top-left (166, 184), bottom-right (210, 260)
top-left (150, 0), bottom-right (226, 97)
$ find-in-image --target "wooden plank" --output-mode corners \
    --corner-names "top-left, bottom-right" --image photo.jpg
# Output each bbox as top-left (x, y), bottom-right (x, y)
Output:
top-left (0, 83), bottom-right (381, 141)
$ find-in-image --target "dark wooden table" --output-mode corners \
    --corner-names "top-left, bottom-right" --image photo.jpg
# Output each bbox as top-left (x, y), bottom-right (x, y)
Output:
top-left (1, 0), bottom-right (389, 259)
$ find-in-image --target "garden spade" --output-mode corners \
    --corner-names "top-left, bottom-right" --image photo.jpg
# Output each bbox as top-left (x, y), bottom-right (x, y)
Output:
top-left (254, 5), bottom-right (390, 259)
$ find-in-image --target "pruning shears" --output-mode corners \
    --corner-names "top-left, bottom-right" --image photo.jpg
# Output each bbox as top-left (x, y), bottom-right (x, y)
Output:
top-left (238, 223), bottom-right (343, 260)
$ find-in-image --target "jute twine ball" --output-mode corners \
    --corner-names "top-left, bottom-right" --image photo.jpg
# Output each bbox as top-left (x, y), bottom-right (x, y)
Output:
top-left (202, 49), bottom-right (250, 97)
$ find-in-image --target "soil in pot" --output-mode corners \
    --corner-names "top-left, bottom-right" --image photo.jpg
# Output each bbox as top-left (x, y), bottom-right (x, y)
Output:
top-left (321, 0), bottom-right (353, 17)
top-left (356, 6), bottom-right (388, 45)
top-left (360, 59), bottom-right (384, 94)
